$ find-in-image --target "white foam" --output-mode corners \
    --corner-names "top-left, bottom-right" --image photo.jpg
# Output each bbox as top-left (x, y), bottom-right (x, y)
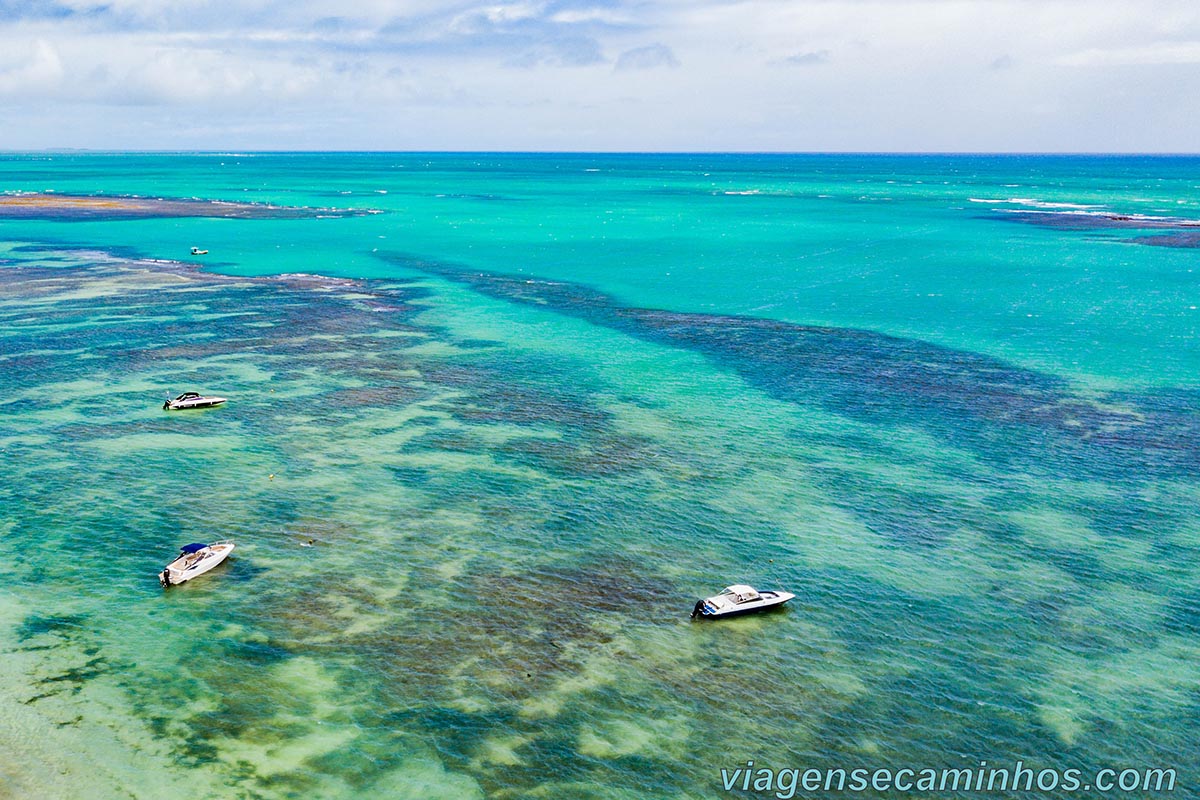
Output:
top-left (997, 207), bottom-right (1196, 223)
top-left (968, 197), bottom-right (1102, 210)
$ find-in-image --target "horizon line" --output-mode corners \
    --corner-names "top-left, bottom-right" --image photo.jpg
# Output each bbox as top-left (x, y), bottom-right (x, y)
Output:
top-left (3, 149), bottom-right (1200, 157)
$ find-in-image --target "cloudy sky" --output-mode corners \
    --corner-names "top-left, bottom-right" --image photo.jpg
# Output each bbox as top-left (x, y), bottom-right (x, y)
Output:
top-left (0, 0), bottom-right (1197, 151)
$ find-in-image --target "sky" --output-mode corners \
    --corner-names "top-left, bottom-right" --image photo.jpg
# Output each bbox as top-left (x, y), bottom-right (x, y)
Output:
top-left (0, 0), bottom-right (1198, 151)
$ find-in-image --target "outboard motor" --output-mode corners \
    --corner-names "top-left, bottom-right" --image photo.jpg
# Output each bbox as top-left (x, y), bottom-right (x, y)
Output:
top-left (691, 599), bottom-right (706, 618)
top-left (159, 569), bottom-right (171, 588)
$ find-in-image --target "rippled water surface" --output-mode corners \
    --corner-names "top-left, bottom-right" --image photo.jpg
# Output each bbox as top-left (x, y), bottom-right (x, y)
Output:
top-left (1, 154), bottom-right (1198, 799)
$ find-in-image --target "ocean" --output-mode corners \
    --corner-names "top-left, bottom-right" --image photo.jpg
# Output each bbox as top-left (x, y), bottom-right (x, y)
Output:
top-left (1, 153), bottom-right (1197, 798)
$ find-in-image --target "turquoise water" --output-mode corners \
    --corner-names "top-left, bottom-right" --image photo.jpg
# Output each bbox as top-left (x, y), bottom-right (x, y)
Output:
top-left (1, 153), bottom-right (1198, 798)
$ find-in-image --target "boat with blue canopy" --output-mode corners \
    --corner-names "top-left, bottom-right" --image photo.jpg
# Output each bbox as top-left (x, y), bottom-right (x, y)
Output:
top-left (159, 540), bottom-right (235, 587)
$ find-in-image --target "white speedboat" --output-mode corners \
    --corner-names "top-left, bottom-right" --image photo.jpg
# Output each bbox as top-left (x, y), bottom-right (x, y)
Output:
top-left (159, 541), bottom-right (235, 587)
top-left (691, 584), bottom-right (794, 619)
top-left (164, 392), bottom-right (227, 410)
top-left (191, 247), bottom-right (208, 255)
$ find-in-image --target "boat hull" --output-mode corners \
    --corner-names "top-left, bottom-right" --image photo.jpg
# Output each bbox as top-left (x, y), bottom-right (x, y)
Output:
top-left (692, 591), bottom-right (794, 619)
top-left (164, 397), bottom-right (226, 410)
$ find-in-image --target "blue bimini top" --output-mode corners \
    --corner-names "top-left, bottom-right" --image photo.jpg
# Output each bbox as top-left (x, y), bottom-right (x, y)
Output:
top-left (179, 543), bottom-right (209, 554)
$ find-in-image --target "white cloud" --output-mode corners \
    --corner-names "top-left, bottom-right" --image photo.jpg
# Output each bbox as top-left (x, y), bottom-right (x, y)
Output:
top-left (1057, 41), bottom-right (1200, 67)
top-left (551, 7), bottom-right (634, 26)
top-left (989, 54), bottom-right (1014, 70)
top-left (0, 38), bottom-right (64, 94)
top-left (782, 49), bottom-right (829, 66)
top-left (614, 43), bottom-right (678, 70)
top-left (449, 3), bottom-right (544, 34)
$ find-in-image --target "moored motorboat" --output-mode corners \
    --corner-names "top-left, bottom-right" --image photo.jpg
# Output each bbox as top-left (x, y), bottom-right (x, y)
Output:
top-left (690, 584), bottom-right (794, 619)
top-left (190, 247), bottom-right (208, 255)
top-left (159, 541), bottom-right (235, 587)
top-left (164, 391), bottom-right (227, 410)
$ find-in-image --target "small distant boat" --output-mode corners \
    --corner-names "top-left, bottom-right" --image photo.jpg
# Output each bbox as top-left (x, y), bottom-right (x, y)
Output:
top-left (691, 584), bottom-right (794, 619)
top-left (190, 247), bottom-right (208, 255)
top-left (159, 541), bottom-right (235, 587)
top-left (164, 392), bottom-right (227, 411)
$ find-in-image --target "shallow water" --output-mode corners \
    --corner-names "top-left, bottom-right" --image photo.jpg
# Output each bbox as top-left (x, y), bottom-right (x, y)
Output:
top-left (1, 154), bottom-right (1198, 799)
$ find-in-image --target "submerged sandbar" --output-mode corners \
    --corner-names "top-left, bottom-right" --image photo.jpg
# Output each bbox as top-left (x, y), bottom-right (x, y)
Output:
top-left (0, 192), bottom-right (376, 221)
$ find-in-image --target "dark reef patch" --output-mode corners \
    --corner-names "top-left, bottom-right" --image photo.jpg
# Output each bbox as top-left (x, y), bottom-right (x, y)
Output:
top-left (386, 465), bottom-right (433, 485)
top-left (990, 209), bottom-right (1200, 232)
top-left (985, 209), bottom-right (1200, 248)
top-left (1162, 590), bottom-right (1200, 636)
top-left (324, 384), bottom-right (428, 408)
top-left (421, 361), bottom-right (612, 430)
top-left (0, 192), bottom-right (376, 221)
top-left (1133, 232), bottom-right (1200, 249)
top-left (36, 655), bottom-right (122, 695)
top-left (382, 253), bottom-right (1200, 484)
top-left (497, 433), bottom-right (660, 478)
top-left (16, 612), bottom-right (88, 642)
